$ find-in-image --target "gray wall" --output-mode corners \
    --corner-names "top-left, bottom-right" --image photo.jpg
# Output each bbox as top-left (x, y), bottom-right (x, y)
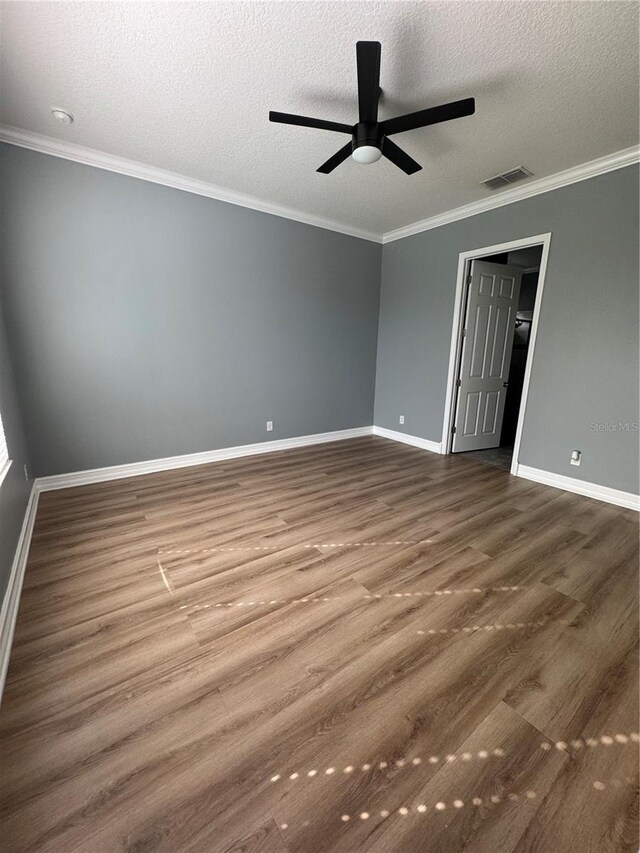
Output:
top-left (0, 144), bottom-right (381, 477)
top-left (374, 165), bottom-right (640, 494)
top-left (0, 296), bottom-right (32, 603)
top-left (0, 143), bottom-right (637, 501)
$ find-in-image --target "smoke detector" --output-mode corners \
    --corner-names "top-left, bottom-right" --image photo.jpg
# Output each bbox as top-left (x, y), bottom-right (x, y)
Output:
top-left (481, 166), bottom-right (532, 191)
top-left (51, 108), bottom-right (73, 125)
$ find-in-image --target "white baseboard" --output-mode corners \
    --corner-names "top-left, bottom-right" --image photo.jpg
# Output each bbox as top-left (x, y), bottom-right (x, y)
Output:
top-left (373, 430), bottom-right (638, 510)
top-left (0, 485), bottom-right (39, 702)
top-left (515, 464), bottom-right (639, 511)
top-left (35, 426), bottom-right (375, 492)
top-left (372, 425), bottom-right (442, 455)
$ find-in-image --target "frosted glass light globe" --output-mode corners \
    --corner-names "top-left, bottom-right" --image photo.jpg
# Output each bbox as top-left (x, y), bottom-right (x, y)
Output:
top-left (352, 145), bottom-right (382, 164)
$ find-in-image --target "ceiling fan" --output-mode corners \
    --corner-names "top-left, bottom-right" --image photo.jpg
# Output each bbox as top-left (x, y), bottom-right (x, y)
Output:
top-left (269, 41), bottom-right (475, 175)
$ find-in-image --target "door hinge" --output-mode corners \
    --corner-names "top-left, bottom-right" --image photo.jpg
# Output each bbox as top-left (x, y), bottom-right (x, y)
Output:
top-left (461, 328), bottom-right (467, 338)
top-left (456, 379), bottom-right (462, 387)
top-left (466, 274), bottom-right (472, 285)
top-left (451, 426), bottom-right (457, 434)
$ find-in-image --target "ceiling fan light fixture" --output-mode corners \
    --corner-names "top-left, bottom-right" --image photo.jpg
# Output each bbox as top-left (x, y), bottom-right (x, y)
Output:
top-left (352, 144), bottom-right (382, 164)
top-left (270, 41), bottom-right (475, 176)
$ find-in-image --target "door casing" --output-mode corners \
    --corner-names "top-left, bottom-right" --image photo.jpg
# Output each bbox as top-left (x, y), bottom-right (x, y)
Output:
top-left (441, 233), bottom-right (552, 475)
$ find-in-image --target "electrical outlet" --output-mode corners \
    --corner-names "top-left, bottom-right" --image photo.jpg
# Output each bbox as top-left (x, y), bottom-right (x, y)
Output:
top-left (570, 450), bottom-right (581, 466)
top-left (399, 415), bottom-right (405, 425)
top-left (23, 464), bottom-right (29, 481)
top-left (266, 420), bottom-right (273, 432)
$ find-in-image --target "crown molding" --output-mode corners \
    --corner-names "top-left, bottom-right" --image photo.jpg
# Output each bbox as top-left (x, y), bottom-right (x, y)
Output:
top-left (1, 125), bottom-right (637, 246)
top-left (0, 124), bottom-right (382, 244)
top-left (381, 145), bottom-right (640, 243)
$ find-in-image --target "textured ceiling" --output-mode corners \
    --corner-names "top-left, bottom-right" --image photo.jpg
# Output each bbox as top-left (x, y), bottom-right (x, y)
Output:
top-left (1, 1), bottom-right (638, 235)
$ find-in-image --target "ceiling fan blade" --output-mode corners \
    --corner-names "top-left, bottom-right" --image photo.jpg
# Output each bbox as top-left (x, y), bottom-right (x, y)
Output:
top-left (382, 138), bottom-right (422, 175)
top-left (269, 111), bottom-right (353, 134)
top-left (317, 142), bottom-right (353, 174)
top-left (356, 41), bottom-right (381, 123)
top-left (381, 97), bottom-right (475, 137)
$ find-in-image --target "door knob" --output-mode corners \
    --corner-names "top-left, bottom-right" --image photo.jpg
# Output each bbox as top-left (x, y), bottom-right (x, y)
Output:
top-left (503, 382), bottom-right (509, 387)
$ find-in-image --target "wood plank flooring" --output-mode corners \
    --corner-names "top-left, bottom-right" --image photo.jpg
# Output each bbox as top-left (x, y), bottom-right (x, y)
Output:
top-left (0, 436), bottom-right (638, 852)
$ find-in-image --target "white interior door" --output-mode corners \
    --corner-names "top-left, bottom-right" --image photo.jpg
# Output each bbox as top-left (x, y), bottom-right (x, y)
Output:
top-left (452, 260), bottom-right (522, 452)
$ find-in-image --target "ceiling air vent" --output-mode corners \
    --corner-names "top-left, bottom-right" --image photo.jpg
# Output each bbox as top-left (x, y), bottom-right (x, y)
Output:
top-left (481, 166), bottom-right (533, 191)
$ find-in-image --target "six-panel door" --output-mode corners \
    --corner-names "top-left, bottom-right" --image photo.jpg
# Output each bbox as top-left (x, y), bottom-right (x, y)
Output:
top-left (452, 260), bottom-right (522, 452)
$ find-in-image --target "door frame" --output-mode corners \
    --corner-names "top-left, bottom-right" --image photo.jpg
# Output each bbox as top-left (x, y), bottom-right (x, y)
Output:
top-left (440, 232), bottom-right (552, 475)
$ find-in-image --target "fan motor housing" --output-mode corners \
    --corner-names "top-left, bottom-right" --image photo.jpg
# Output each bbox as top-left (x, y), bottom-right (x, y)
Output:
top-left (353, 121), bottom-right (383, 153)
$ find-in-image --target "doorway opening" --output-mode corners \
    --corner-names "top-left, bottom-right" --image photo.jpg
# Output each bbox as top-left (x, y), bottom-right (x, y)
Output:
top-left (441, 234), bottom-right (552, 476)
